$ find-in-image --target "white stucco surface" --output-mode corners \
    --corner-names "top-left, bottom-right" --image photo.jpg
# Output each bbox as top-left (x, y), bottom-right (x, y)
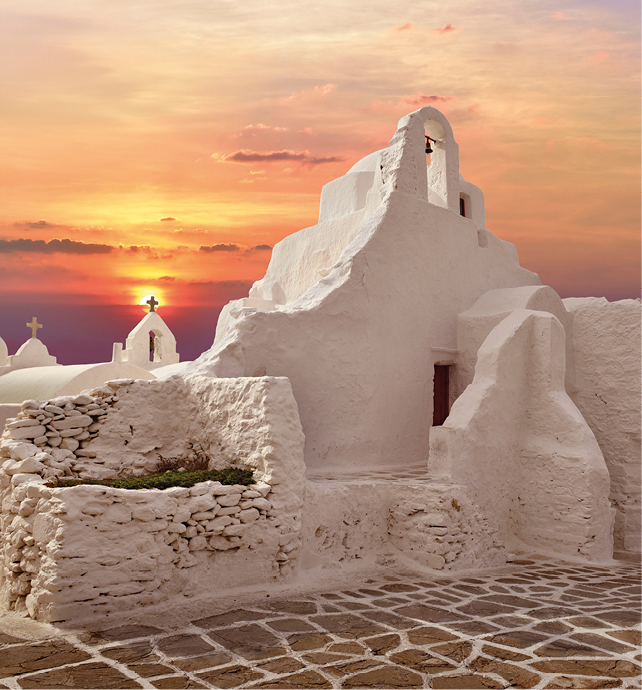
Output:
top-left (0, 405), bottom-right (21, 436)
top-left (429, 309), bottom-right (614, 562)
top-left (0, 363), bottom-right (156, 404)
top-left (187, 106), bottom-right (540, 471)
top-left (456, 286), bottom-right (576, 398)
top-left (152, 361), bottom-right (192, 378)
top-left (301, 480), bottom-right (506, 573)
top-left (80, 376), bottom-right (305, 490)
top-left (563, 297), bottom-right (641, 553)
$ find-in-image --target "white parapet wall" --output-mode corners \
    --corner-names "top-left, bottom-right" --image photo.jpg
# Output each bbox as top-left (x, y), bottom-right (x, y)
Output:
top-left (563, 297), bottom-right (642, 553)
top-left (0, 376), bottom-right (306, 623)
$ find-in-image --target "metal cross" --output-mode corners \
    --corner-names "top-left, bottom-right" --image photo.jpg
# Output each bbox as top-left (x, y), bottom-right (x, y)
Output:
top-left (146, 295), bottom-right (159, 313)
top-left (27, 317), bottom-right (42, 338)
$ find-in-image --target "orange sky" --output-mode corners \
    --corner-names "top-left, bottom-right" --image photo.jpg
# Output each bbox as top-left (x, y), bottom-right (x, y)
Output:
top-left (0, 0), bottom-right (639, 359)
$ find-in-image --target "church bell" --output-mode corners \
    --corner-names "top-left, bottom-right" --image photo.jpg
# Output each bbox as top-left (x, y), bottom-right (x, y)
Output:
top-left (425, 135), bottom-right (434, 155)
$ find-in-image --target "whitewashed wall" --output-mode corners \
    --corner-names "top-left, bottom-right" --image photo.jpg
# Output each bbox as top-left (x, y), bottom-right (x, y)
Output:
top-left (564, 297), bottom-right (641, 553)
top-left (300, 481), bottom-right (506, 572)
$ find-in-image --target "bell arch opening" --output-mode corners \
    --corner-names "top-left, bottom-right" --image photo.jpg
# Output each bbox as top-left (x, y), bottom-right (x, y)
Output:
top-left (149, 330), bottom-right (163, 363)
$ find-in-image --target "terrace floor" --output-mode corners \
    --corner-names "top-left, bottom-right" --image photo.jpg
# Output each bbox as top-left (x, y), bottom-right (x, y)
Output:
top-left (0, 554), bottom-right (640, 689)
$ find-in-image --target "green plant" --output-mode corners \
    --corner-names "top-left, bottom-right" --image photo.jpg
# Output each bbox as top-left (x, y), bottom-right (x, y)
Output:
top-left (47, 467), bottom-right (255, 491)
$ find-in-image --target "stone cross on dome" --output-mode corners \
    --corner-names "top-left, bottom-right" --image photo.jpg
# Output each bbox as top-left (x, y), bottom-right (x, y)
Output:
top-left (146, 296), bottom-right (159, 313)
top-left (26, 317), bottom-right (42, 339)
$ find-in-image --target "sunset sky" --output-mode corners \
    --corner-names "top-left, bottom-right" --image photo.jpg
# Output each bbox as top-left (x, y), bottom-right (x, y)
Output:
top-left (0, 0), bottom-right (639, 363)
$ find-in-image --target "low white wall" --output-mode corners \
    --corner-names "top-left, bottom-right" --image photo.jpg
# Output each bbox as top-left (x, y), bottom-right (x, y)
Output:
top-left (0, 376), bottom-right (306, 623)
top-left (564, 297), bottom-right (641, 553)
top-left (430, 309), bottom-right (614, 562)
top-left (300, 481), bottom-right (506, 572)
top-left (0, 479), bottom-right (282, 622)
top-left (318, 171), bottom-right (375, 223)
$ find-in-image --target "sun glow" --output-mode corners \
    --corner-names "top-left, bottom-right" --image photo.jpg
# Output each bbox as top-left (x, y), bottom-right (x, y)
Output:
top-left (139, 293), bottom-right (163, 311)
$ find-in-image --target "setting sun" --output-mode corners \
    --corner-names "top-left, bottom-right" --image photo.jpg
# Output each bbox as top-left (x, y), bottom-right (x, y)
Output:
top-left (139, 294), bottom-right (162, 311)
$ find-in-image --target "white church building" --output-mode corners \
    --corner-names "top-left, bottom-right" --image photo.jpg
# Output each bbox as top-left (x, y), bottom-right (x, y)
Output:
top-left (0, 106), bottom-right (639, 624)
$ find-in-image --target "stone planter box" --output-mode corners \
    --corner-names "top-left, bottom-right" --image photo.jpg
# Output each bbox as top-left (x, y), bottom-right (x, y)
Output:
top-left (0, 376), bottom-right (306, 623)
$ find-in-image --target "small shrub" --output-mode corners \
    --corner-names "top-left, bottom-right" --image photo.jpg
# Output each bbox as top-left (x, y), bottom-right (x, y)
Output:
top-left (47, 467), bottom-right (255, 491)
top-left (155, 443), bottom-right (210, 473)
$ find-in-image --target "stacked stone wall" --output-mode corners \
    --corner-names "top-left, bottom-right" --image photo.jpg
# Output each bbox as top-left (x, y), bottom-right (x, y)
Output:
top-left (300, 481), bottom-right (506, 571)
top-left (0, 376), bottom-right (306, 623)
top-left (0, 477), bottom-right (298, 623)
top-left (3, 386), bottom-right (118, 466)
top-left (388, 484), bottom-right (506, 570)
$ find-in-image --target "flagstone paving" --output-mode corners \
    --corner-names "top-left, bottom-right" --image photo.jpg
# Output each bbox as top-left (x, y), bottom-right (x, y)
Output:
top-left (0, 556), bottom-right (640, 689)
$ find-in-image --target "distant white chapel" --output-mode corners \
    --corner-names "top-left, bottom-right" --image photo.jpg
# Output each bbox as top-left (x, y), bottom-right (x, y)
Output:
top-left (0, 298), bottom-right (184, 422)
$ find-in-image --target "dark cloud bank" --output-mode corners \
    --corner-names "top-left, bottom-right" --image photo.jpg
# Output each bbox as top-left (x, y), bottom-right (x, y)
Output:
top-left (0, 238), bottom-right (113, 254)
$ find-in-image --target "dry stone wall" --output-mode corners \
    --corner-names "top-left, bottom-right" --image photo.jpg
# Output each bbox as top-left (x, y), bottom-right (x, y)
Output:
top-left (0, 479), bottom-right (284, 623)
top-left (4, 387), bottom-right (117, 460)
top-left (300, 481), bottom-right (506, 572)
top-left (0, 376), bottom-right (306, 623)
top-left (388, 484), bottom-right (505, 570)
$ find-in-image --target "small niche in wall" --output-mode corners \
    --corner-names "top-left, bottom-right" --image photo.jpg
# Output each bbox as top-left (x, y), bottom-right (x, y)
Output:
top-left (433, 364), bottom-right (451, 426)
top-left (459, 195), bottom-right (468, 218)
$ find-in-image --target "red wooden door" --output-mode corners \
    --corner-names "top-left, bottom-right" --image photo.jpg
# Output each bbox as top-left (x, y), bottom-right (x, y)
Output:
top-left (433, 365), bottom-right (450, 426)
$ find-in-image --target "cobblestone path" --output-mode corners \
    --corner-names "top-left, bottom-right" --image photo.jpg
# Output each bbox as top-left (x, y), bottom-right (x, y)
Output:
top-left (1, 556), bottom-right (640, 689)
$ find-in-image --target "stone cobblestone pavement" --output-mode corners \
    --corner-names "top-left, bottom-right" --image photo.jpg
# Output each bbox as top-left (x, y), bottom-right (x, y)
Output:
top-left (1, 555), bottom-right (640, 689)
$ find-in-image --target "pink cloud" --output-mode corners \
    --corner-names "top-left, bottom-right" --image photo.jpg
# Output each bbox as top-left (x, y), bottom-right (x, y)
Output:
top-left (395, 21), bottom-right (415, 32)
top-left (433, 23), bottom-right (456, 34)
top-left (371, 93), bottom-right (455, 111)
top-left (237, 123), bottom-right (289, 138)
top-left (585, 50), bottom-right (613, 68)
top-left (243, 123), bottom-right (289, 132)
top-left (279, 84), bottom-right (336, 104)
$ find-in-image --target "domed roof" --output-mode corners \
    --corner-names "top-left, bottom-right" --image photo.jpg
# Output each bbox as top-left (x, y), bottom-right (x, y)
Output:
top-left (0, 362), bottom-right (156, 404)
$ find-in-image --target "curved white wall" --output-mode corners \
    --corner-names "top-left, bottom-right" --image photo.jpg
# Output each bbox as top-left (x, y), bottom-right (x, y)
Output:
top-left (429, 309), bottom-right (613, 561)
